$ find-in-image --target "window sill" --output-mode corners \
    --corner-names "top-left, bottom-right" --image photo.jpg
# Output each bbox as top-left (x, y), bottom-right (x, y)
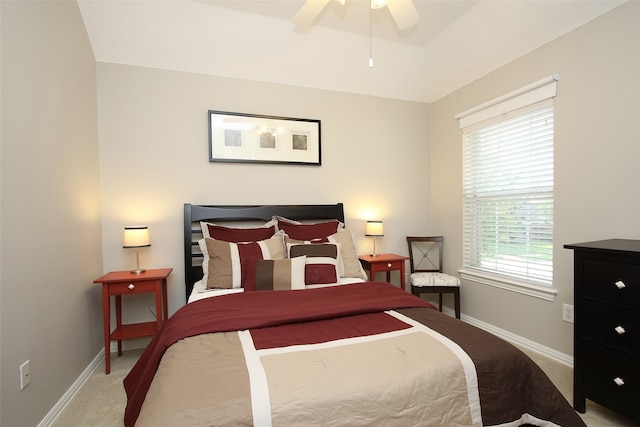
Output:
top-left (458, 268), bottom-right (558, 301)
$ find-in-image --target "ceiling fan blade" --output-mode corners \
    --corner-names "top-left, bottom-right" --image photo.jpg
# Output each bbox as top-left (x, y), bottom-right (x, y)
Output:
top-left (293, 0), bottom-right (331, 27)
top-left (387, 0), bottom-right (419, 30)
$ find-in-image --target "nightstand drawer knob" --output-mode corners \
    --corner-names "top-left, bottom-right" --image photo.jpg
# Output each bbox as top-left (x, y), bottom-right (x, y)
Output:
top-left (128, 284), bottom-right (135, 290)
top-left (614, 326), bottom-right (626, 335)
top-left (614, 280), bottom-right (626, 289)
top-left (387, 263), bottom-right (392, 268)
top-left (613, 377), bottom-right (625, 387)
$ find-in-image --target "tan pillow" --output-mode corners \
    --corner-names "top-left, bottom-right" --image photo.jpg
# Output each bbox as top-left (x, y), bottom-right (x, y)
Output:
top-left (327, 229), bottom-right (368, 280)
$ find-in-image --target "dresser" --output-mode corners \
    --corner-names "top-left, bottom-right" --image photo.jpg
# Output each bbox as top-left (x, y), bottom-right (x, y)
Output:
top-left (564, 239), bottom-right (640, 423)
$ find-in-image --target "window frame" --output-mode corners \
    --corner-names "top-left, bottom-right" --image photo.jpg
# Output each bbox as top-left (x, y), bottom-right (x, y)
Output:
top-left (456, 76), bottom-right (559, 301)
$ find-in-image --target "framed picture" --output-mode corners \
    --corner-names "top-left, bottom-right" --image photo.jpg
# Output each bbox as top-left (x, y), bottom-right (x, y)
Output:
top-left (208, 110), bottom-right (321, 165)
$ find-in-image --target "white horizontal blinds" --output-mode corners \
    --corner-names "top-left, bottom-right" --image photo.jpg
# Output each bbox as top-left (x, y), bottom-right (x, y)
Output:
top-left (460, 77), bottom-right (557, 286)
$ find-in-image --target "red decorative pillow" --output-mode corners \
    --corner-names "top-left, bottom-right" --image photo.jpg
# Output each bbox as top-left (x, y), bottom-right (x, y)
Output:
top-left (276, 218), bottom-right (342, 242)
top-left (288, 243), bottom-right (340, 285)
top-left (201, 221), bottom-right (276, 242)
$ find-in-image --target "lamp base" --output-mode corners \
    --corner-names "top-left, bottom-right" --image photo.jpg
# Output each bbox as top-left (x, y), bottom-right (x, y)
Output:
top-left (130, 248), bottom-right (145, 274)
top-left (370, 253), bottom-right (381, 257)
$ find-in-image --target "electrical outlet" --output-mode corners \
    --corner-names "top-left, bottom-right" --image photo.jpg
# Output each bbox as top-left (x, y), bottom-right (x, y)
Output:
top-left (19, 360), bottom-right (30, 390)
top-left (562, 304), bottom-right (574, 323)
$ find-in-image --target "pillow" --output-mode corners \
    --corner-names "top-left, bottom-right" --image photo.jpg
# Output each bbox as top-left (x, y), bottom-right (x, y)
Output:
top-left (288, 242), bottom-right (340, 285)
top-left (199, 233), bottom-right (285, 289)
top-left (244, 257), bottom-right (306, 291)
top-left (285, 230), bottom-right (368, 280)
top-left (326, 230), bottom-right (368, 280)
top-left (274, 216), bottom-right (343, 242)
top-left (201, 221), bottom-right (276, 242)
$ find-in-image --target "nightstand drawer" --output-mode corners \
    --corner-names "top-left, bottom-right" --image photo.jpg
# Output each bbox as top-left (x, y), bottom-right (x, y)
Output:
top-left (108, 280), bottom-right (157, 295)
top-left (583, 341), bottom-right (640, 415)
top-left (377, 260), bottom-right (403, 271)
top-left (583, 259), bottom-right (640, 308)
top-left (583, 300), bottom-right (640, 355)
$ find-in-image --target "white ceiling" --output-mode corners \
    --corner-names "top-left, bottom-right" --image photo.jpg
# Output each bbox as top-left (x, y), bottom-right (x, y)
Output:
top-left (77, 0), bottom-right (625, 103)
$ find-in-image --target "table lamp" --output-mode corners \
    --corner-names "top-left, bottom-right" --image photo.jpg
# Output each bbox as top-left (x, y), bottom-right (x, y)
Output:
top-left (123, 226), bottom-right (150, 274)
top-left (365, 220), bottom-right (384, 256)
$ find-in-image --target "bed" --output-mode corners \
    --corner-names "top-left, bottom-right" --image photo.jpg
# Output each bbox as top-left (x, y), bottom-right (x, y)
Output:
top-left (123, 203), bottom-right (586, 427)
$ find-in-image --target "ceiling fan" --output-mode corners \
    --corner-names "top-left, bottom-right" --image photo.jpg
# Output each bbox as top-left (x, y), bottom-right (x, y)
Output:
top-left (294, 0), bottom-right (420, 30)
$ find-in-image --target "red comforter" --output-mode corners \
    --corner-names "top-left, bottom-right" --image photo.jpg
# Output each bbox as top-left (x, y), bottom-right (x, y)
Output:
top-left (123, 282), bottom-right (433, 426)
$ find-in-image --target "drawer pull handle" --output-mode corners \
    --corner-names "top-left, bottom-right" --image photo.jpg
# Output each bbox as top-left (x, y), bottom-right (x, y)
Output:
top-left (615, 326), bottom-right (626, 335)
top-left (128, 284), bottom-right (135, 290)
top-left (613, 377), bottom-right (625, 387)
top-left (387, 263), bottom-right (392, 268)
top-left (614, 280), bottom-right (626, 289)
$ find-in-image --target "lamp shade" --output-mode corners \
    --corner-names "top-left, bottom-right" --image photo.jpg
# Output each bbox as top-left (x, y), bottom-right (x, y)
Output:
top-left (123, 226), bottom-right (151, 248)
top-left (365, 221), bottom-right (384, 236)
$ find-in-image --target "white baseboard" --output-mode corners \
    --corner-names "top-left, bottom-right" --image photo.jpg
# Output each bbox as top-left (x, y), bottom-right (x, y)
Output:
top-left (37, 351), bottom-right (104, 427)
top-left (441, 306), bottom-right (574, 367)
top-left (37, 340), bottom-right (150, 427)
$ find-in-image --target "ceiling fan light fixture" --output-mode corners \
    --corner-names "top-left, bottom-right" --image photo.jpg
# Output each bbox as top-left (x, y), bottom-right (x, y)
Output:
top-left (370, 0), bottom-right (389, 10)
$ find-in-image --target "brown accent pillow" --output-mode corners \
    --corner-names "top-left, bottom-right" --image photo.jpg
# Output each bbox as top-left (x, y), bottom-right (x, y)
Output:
top-left (198, 234), bottom-right (285, 289)
top-left (244, 257), bottom-right (306, 291)
top-left (288, 243), bottom-right (340, 285)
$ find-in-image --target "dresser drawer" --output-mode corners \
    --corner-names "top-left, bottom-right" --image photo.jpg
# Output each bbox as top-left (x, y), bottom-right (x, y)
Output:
top-left (583, 259), bottom-right (640, 308)
top-left (583, 341), bottom-right (640, 417)
top-left (583, 300), bottom-right (640, 356)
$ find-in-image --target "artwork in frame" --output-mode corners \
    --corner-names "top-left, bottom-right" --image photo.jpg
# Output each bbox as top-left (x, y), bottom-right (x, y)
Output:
top-left (208, 110), bottom-right (321, 165)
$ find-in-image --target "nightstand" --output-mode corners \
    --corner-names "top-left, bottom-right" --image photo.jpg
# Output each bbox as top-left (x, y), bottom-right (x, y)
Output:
top-left (359, 253), bottom-right (409, 292)
top-left (94, 268), bottom-right (172, 374)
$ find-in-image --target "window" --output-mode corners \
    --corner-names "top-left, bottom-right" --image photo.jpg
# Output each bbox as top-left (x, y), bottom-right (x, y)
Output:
top-left (457, 76), bottom-right (557, 289)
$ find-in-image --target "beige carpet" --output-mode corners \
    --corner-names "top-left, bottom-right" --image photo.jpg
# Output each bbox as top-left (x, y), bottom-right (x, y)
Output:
top-left (52, 347), bottom-right (636, 426)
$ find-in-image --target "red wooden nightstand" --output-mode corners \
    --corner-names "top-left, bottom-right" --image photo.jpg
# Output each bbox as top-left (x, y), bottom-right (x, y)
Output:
top-left (358, 254), bottom-right (409, 292)
top-left (94, 268), bottom-right (172, 374)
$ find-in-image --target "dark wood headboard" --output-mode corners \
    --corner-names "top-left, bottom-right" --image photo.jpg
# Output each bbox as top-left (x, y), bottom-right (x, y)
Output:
top-left (183, 203), bottom-right (345, 301)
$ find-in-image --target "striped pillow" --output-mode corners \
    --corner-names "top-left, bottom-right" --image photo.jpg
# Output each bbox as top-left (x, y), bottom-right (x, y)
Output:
top-left (199, 233), bottom-right (285, 289)
top-left (245, 257), bottom-right (307, 291)
top-left (288, 243), bottom-right (340, 285)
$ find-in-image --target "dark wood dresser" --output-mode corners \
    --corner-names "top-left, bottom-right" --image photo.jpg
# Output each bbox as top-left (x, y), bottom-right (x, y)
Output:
top-left (564, 239), bottom-right (640, 423)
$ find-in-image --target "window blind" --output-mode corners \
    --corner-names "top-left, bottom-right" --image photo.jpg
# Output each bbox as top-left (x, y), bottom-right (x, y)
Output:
top-left (462, 100), bottom-right (554, 286)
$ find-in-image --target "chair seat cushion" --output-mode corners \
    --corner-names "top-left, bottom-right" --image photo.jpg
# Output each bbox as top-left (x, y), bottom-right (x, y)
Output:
top-left (411, 272), bottom-right (460, 287)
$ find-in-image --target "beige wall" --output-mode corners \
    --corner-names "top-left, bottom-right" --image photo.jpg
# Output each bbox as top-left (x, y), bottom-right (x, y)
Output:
top-left (96, 63), bottom-right (431, 318)
top-left (0, 1), bottom-right (103, 426)
top-left (429, 1), bottom-right (640, 356)
top-left (3, 0), bottom-right (638, 424)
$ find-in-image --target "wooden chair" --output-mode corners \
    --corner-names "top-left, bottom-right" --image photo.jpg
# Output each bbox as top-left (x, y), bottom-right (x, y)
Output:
top-left (407, 236), bottom-right (461, 319)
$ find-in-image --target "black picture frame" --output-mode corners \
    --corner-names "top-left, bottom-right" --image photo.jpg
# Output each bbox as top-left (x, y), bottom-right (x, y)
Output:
top-left (208, 110), bottom-right (321, 165)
